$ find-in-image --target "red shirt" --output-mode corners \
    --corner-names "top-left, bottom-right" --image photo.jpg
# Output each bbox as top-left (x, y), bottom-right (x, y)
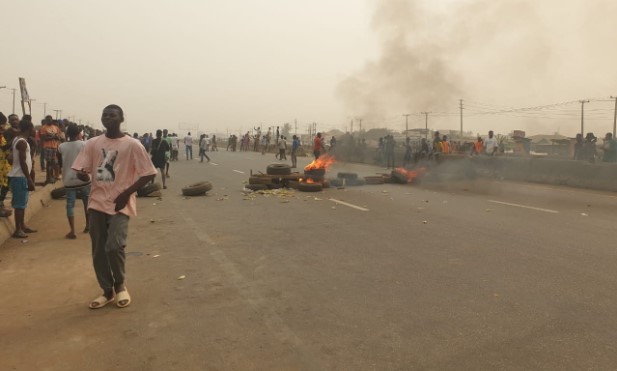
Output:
top-left (314, 137), bottom-right (322, 151)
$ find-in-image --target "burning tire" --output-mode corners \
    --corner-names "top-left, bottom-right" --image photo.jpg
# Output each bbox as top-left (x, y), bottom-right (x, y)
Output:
top-left (51, 187), bottom-right (67, 199)
top-left (267, 164), bottom-right (292, 175)
top-left (298, 182), bottom-right (323, 192)
top-left (337, 172), bottom-right (358, 180)
top-left (181, 181), bottom-right (213, 196)
top-left (249, 176), bottom-right (272, 185)
top-left (137, 182), bottom-right (162, 197)
top-left (364, 176), bottom-right (385, 185)
top-left (246, 184), bottom-right (268, 191)
top-left (391, 171), bottom-right (408, 184)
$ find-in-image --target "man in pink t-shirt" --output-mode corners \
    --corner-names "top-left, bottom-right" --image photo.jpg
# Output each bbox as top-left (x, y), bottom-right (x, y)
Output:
top-left (72, 104), bottom-right (157, 309)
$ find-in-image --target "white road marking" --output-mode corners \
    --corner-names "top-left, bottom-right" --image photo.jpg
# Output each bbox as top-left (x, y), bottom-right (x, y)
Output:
top-left (210, 162), bottom-right (219, 166)
top-left (329, 198), bottom-right (369, 212)
top-left (233, 170), bottom-right (245, 174)
top-left (488, 200), bottom-right (559, 214)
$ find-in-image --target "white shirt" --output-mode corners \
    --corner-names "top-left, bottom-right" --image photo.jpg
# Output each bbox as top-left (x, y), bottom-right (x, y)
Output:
top-left (184, 135), bottom-right (193, 146)
top-left (484, 137), bottom-right (498, 154)
top-left (58, 140), bottom-right (90, 188)
top-left (8, 137), bottom-right (32, 178)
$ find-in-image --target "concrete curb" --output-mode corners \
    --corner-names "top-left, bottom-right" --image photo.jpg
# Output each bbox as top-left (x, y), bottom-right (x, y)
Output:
top-left (0, 182), bottom-right (60, 243)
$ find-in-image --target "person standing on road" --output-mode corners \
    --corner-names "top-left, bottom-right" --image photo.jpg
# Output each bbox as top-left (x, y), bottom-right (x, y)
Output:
top-left (72, 104), bottom-right (157, 310)
top-left (385, 135), bottom-right (395, 169)
top-left (58, 124), bottom-right (91, 239)
top-left (170, 133), bottom-right (179, 161)
top-left (403, 137), bottom-right (412, 165)
top-left (313, 132), bottom-right (325, 159)
top-left (602, 133), bottom-right (617, 162)
top-left (0, 113), bottom-right (13, 217)
top-left (184, 132), bottom-right (193, 160)
top-left (163, 129), bottom-right (172, 177)
top-left (484, 131), bottom-right (498, 156)
top-left (9, 118), bottom-right (37, 239)
top-left (151, 129), bottom-right (170, 189)
top-left (40, 115), bottom-right (61, 184)
top-left (291, 135), bottom-right (299, 168)
top-left (277, 135), bottom-right (287, 160)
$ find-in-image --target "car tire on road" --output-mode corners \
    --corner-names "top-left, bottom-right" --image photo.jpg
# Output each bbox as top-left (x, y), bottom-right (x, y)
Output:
top-left (347, 178), bottom-right (366, 186)
top-left (337, 172), bottom-right (358, 180)
top-left (266, 164), bottom-right (292, 176)
top-left (181, 181), bottom-right (213, 196)
top-left (364, 176), bottom-right (385, 185)
top-left (298, 182), bottom-right (323, 192)
top-left (138, 182), bottom-right (162, 197)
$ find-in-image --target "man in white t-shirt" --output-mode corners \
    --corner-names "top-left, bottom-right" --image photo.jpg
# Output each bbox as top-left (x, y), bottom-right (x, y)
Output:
top-left (184, 132), bottom-right (193, 160)
top-left (58, 123), bottom-right (91, 239)
top-left (484, 130), bottom-right (499, 156)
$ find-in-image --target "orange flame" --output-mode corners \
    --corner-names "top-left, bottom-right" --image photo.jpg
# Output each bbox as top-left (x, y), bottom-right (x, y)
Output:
top-left (306, 178), bottom-right (315, 184)
top-left (304, 154), bottom-right (335, 171)
top-left (394, 167), bottom-right (427, 183)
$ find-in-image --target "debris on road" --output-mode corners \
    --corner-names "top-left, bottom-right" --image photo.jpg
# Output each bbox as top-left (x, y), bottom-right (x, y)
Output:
top-left (153, 255), bottom-right (160, 258)
top-left (177, 275), bottom-right (186, 280)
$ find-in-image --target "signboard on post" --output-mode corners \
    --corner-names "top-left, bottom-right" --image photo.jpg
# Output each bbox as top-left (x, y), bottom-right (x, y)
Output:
top-left (18, 77), bottom-right (31, 115)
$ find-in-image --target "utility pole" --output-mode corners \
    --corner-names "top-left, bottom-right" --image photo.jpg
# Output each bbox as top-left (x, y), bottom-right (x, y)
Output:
top-left (53, 109), bottom-right (61, 120)
top-left (359, 119), bottom-right (362, 133)
top-left (579, 100), bottom-right (590, 135)
top-left (403, 114), bottom-right (411, 138)
top-left (611, 96), bottom-right (617, 138)
top-left (459, 99), bottom-right (464, 136)
top-left (43, 102), bottom-right (47, 117)
top-left (350, 119), bottom-right (354, 133)
top-left (294, 119), bottom-right (297, 135)
top-left (421, 112), bottom-right (431, 140)
top-left (11, 88), bottom-right (16, 114)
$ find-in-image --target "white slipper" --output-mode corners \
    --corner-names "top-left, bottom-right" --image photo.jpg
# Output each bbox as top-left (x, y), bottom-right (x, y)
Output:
top-left (116, 289), bottom-right (131, 308)
top-left (89, 295), bottom-right (115, 309)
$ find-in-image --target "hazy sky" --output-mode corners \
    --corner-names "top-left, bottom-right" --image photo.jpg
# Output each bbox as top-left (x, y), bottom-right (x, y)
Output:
top-left (2, 0), bottom-right (616, 137)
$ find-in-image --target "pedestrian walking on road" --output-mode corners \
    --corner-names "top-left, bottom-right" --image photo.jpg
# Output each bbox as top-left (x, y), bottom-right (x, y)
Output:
top-left (151, 129), bottom-right (170, 189)
top-left (58, 124), bottom-right (91, 239)
top-left (184, 132), bottom-right (193, 160)
top-left (72, 104), bottom-right (157, 310)
top-left (199, 134), bottom-right (211, 162)
top-left (0, 113), bottom-right (13, 217)
top-left (163, 129), bottom-right (172, 177)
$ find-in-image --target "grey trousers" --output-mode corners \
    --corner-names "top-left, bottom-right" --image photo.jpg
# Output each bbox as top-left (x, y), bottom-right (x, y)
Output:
top-left (89, 210), bottom-right (129, 292)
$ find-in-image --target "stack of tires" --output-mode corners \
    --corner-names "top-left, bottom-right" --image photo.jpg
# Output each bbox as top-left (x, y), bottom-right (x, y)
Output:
top-left (246, 164), bottom-right (301, 191)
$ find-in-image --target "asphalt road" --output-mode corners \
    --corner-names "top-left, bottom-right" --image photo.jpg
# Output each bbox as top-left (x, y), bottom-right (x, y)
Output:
top-left (2, 149), bottom-right (617, 370)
